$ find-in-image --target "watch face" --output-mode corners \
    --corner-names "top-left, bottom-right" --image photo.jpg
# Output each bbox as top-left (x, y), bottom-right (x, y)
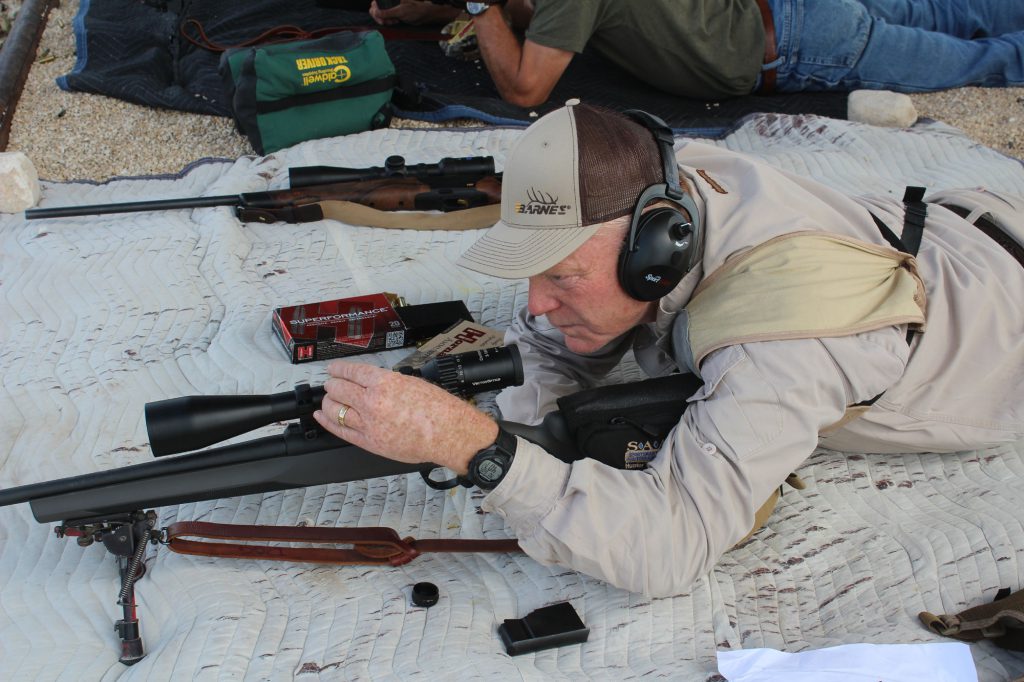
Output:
top-left (476, 455), bottom-right (506, 483)
top-left (468, 429), bottom-right (516, 490)
top-left (466, 2), bottom-right (489, 15)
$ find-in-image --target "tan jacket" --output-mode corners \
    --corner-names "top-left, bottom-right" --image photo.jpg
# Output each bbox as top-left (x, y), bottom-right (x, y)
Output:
top-left (484, 142), bottom-right (1024, 597)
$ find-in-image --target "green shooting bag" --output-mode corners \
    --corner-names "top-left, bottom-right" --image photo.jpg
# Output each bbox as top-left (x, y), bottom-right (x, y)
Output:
top-left (219, 31), bottom-right (397, 155)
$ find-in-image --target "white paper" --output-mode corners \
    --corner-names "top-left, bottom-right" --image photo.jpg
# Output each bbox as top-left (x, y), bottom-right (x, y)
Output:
top-left (717, 642), bottom-right (977, 682)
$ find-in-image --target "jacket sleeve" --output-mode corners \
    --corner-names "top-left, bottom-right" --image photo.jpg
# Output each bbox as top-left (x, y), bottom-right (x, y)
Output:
top-left (484, 329), bottom-right (909, 596)
top-left (496, 305), bottom-right (634, 424)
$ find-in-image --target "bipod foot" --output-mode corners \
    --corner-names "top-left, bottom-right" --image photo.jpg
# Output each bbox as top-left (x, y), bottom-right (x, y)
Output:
top-left (116, 618), bottom-right (145, 666)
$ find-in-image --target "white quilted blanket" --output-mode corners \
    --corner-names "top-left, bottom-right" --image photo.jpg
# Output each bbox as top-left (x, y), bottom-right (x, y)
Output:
top-left (1, 114), bottom-right (1023, 681)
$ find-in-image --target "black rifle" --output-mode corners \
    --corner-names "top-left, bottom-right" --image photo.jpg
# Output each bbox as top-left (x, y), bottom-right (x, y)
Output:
top-left (25, 155), bottom-right (500, 223)
top-left (0, 345), bottom-right (577, 665)
top-left (0, 346), bottom-right (530, 664)
top-left (0, 343), bottom-right (701, 665)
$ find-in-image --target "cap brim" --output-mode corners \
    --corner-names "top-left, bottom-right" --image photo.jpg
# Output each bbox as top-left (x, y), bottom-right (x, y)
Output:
top-left (456, 219), bottom-right (602, 279)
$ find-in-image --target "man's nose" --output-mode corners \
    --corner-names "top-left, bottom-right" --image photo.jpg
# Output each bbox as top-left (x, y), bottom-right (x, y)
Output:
top-left (527, 277), bottom-right (558, 317)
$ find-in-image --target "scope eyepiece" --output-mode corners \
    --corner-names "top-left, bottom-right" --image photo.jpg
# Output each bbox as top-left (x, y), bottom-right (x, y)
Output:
top-left (404, 345), bottom-right (523, 396)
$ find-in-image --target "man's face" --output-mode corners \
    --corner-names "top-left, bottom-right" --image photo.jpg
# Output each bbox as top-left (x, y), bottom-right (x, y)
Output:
top-left (527, 222), bottom-right (657, 354)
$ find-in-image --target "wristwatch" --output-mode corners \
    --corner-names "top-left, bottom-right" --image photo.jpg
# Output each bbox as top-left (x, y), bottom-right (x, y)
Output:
top-left (465, 1), bottom-right (504, 16)
top-left (459, 427), bottom-right (517, 490)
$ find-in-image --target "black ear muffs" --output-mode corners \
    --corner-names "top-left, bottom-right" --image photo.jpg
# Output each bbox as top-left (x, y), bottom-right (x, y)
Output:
top-left (619, 204), bottom-right (695, 301)
top-left (618, 110), bottom-right (703, 302)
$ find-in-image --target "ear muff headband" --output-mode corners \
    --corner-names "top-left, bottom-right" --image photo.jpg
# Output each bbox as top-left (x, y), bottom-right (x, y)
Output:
top-left (618, 110), bottom-right (703, 301)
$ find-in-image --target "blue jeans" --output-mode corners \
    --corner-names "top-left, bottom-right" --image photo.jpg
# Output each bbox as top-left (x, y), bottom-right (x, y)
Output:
top-left (764, 0), bottom-right (1024, 92)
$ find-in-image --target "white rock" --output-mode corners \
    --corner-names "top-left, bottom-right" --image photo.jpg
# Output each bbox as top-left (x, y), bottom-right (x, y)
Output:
top-left (847, 90), bottom-right (919, 129)
top-left (0, 152), bottom-right (42, 213)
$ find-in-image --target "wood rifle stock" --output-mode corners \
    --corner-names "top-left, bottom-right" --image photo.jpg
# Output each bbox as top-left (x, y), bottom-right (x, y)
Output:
top-left (235, 175), bottom-right (503, 223)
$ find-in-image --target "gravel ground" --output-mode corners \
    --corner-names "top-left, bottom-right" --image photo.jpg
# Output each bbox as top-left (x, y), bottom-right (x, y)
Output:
top-left (4, 0), bottom-right (1024, 182)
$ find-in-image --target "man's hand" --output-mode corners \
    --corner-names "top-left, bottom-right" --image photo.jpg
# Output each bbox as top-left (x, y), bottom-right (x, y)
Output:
top-left (370, 0), bottom-right (460, 26)
top-left (313, 360), bottom-right (499, 475)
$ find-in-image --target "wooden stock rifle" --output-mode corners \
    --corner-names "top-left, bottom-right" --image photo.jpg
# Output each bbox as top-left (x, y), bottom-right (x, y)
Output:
top-left (24, 155), bottom-right (502, 227)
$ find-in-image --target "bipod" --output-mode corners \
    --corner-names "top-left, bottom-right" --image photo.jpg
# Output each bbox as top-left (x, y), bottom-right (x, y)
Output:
top-left (57, 510), bottom-right (159, 665)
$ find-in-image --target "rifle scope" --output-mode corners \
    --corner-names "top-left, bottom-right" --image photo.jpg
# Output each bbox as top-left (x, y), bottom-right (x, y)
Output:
top-left (288, 155), bottom-right (496, 188)
top-left (146, 345), bottom-right (523, 457)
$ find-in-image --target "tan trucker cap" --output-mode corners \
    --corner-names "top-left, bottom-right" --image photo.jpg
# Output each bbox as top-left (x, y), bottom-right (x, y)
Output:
top-left (456, 101), bottom-right (663, 279)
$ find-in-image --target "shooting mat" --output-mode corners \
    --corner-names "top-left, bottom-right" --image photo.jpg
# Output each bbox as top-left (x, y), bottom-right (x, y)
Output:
top-left (1, 115), bottom-right (1023, 680)
top-left (56, 0), bottom-right (847, 136)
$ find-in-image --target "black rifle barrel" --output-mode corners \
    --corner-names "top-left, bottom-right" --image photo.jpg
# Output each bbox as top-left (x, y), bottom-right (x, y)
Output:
top-left (0, 424), bottom-right (432, 523)
top-left (0, 415), bottom-right (579, 524)
top-left (0, 429), bottom-right (293, 510)
top-left (25, 194), bottom-right (240, 220)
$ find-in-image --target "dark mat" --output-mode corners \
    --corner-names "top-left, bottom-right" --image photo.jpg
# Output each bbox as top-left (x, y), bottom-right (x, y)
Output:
top-left (58, 0), bottom-right (848, 136)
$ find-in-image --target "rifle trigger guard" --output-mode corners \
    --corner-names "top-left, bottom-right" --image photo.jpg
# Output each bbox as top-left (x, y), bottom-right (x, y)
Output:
top-left (235, 207), bottom-right (277, 223)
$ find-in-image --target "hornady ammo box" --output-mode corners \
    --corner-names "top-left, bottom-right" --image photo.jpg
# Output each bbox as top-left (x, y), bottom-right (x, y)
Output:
top-left (273, 292), bottom-right (472, 363)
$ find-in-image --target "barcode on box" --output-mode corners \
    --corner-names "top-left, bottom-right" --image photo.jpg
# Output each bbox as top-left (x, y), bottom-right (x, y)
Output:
top-left (385, 330), bottom-right (405, 348)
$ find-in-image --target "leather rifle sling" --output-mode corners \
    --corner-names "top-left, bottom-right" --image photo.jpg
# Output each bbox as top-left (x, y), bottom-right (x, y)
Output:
top-left (164, 521), bottom-right (520, 567)
top-left (318, 201), bottom-right (500, 230)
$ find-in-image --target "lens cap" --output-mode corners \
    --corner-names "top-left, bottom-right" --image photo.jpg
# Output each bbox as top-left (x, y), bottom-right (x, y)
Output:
top-left (411, 582), bottom-right (439, 607)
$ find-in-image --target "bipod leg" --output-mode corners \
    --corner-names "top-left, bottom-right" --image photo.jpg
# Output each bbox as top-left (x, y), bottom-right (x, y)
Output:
top-left (94, 511), bottom-right (157, 665)
top-left (114, 544), bottom-right (146, 665)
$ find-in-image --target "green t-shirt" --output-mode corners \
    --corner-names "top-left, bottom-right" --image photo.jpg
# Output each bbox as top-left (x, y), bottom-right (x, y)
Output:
top-left (526, 0), bottom-right (765, 98)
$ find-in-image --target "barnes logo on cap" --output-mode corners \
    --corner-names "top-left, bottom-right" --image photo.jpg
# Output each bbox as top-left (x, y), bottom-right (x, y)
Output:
top-left (514, 188), bottom-right (571, 216)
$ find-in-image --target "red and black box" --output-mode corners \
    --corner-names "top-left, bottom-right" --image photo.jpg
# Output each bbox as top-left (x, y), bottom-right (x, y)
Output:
top-left (272, 292), bottom-right (472, 363)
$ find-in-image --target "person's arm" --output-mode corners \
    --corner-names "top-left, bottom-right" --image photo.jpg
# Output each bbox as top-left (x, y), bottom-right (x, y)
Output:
top-left (313, 317), bottom-right (908, 597)
top-left (471, 6), bottom-right (573, 108)
top-left (370, 0), bottom-right (460, 26)
top-left (484, 330), bottom-right (908, 596)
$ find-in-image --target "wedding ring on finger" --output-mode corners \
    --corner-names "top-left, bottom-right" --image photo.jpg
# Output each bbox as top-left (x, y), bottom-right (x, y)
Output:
top-left (337, 404), bottom-right (351, 428)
